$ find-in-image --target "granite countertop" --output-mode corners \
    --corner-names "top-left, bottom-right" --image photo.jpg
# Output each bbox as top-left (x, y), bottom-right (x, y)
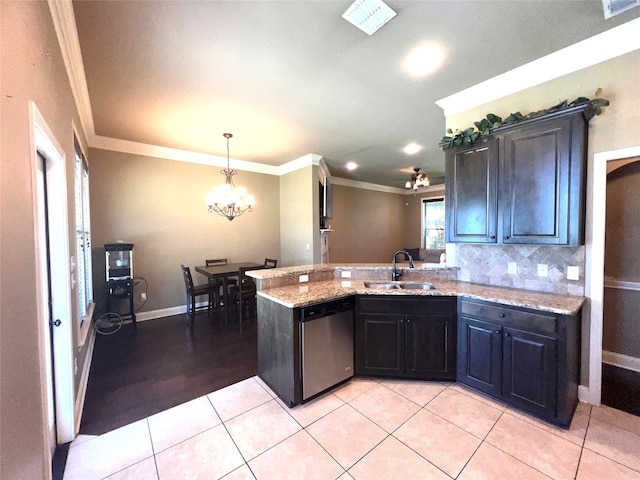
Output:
top-left (256, 279), bottom-right (585, 315)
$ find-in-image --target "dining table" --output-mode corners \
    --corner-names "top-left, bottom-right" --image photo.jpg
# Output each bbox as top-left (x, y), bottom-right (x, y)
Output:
top-left (195, 262), bottom-right (262, 322)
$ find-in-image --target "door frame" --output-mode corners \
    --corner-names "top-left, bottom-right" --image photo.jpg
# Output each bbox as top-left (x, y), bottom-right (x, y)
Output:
top-left (583, 144), bottom-right (640, 405)
top-left (30, 102), bottom-right (76, 454)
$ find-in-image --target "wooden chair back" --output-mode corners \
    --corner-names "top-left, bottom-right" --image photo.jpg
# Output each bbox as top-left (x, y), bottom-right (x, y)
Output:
top-left (264, 258), bottom-right (278, 268)
top-left (181, 264), bottom-right (195, 293)
top-left (235, 265), bottom-right (269, 328)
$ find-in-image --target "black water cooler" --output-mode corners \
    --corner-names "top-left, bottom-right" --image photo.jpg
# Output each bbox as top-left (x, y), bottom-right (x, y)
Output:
top-left (105, 243), bottom-right (136, 325)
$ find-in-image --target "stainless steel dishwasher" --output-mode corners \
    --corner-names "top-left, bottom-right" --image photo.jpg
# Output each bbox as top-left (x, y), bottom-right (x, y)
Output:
top-left (300, 297), bottom-right (354, 401)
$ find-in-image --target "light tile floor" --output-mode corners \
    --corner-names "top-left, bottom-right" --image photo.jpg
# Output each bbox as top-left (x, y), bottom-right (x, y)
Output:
top-left (64, 376), bottom-right (640, 480)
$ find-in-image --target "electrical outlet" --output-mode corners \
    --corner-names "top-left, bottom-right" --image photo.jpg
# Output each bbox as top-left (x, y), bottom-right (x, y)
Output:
top-left (140, 292), bottom-right (147, 301)
top-left (299, 274), bottom-right (309, 283)
top-left (508, 262), bottom-right (517, 275)
top-left (341, 271), bottom-right (352, 278)
top-left (567, 266), bottom-right (580, 281)
top-left (537, 264), bottom-right (548, 277)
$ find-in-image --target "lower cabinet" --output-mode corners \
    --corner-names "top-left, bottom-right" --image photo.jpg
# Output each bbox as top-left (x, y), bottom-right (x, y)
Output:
top-left (457, 298), bottom-right (579, 427)
top-left (355, 296), bottom-right (456, 380)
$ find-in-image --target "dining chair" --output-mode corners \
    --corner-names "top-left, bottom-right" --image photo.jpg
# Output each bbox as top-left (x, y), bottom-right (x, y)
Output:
top-left (264, 258), bottom-right (278, 268)
top-left (230, 265), bottom-right (268, 331)
top-left (205, 258), bottom-right (237, 305)
top-left (180, 265), bottom-right (217, 327)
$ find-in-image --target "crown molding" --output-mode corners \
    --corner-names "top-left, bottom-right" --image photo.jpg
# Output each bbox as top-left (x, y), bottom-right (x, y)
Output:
top-left (277, 154), bottom-right (323, 175)
top-left (329, 176), bottom-right (408, 194)
top-left (436, 17), bottom-right (640, 116)
top-left (48, 0), bottom-right (95, 142)
top-left (91, 135), bottom-right (279, 175)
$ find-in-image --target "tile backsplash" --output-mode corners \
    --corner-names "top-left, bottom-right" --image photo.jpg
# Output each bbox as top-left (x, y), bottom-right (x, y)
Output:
top-left (455, 244), bottom-right (585, 296)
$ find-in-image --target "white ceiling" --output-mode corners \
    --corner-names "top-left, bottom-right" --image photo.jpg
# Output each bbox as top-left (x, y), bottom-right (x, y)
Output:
top-left (71, 1), bottom-right (639, 187)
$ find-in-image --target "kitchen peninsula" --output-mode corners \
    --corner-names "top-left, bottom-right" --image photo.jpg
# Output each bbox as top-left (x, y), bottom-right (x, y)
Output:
top-left (248, 264), bottom-right (584, 428)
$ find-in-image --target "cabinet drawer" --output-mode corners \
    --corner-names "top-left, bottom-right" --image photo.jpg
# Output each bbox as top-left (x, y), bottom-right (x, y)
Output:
top-left (460, 299), bottom-right (556, 334)
top-left (358, 296), bottom-right (455, 315)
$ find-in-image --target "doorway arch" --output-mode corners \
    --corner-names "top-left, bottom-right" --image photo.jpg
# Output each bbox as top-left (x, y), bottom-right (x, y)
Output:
top-left (584, 145), bottom-right (640, 405)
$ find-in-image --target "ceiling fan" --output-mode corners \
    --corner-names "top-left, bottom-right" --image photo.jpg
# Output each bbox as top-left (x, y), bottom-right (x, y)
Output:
top-left (405, 167), bottom-right (430, 190)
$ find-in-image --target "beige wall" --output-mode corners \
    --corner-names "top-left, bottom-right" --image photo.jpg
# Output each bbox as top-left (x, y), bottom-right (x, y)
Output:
top-left (330, 185), bottom-right (411, 263)
top-left (447, 49), bottom-right (640, 156)
top-left (1, 2), bottom-right (90, 478)
top-left (89, 149), bottom-right (281, 313)
top-left (279, 166), bottom-right (319, 267)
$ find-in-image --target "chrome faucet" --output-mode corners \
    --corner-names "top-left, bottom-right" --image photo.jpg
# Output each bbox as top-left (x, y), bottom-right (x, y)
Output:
top-left (392, 250), bottom-right (414, 281)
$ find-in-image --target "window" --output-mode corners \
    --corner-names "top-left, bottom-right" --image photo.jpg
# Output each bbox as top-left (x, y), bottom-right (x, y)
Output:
top-left (74, 137), bottom-right (93, 325)
top-left (422, 198), bottom-right (445, 250)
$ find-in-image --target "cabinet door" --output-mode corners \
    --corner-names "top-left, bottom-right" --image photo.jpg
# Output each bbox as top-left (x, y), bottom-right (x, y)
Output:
top-left (405, 314), bottom-right (456, 380)
top-left (503, 327), bottom-right (558, 419)
top-left (501, 117), bottom-right (572, 244)
top-left (457, 316), bottom-right (502, 397)
top-left (355, 313), bottom-right (403, 376)
top-left (445, 137), bottom-right (498, 243)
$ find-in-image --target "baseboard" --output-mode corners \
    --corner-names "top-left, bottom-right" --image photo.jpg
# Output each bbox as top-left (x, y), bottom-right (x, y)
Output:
top-left (74, 326), bottom-right (96, 434)
top-left (578, 385), bottom-right (600, 405)
top-left (133, 301), bottom-right (209, 322)
top-left (602, 350), bottom-right (640, 373)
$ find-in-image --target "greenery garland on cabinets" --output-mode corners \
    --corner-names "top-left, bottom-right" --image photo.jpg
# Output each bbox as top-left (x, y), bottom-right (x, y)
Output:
top-left (438, 91), bottom-right (609, 151)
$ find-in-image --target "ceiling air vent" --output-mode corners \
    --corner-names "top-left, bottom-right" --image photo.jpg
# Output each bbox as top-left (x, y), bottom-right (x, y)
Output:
top-left (342, 0), bottom-right (397, 36)
top-left (602, 0), bottom-right (640, 18)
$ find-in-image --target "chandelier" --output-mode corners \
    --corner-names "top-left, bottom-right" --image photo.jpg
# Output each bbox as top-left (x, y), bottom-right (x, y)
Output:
top-left (405, 167), bottom-right (430, 190)
top-left (206, 133), bottom-right (254, 221)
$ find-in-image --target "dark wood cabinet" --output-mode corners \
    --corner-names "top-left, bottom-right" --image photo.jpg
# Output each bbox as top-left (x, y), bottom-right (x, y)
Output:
top-left (445, 105), bottom-right (591, 246)
top-left (405, 313), bottom-right (457, 379)
top-left (457, 317), bottom-right (502, 397)
top-left (445, 137), bottom-right (498, 243)
top-left (503, 326), bottom-right (558, 418)
top-left (457, 298), bottom-right (579, 427)
top-left (356, 296), bottom-right (456, 380)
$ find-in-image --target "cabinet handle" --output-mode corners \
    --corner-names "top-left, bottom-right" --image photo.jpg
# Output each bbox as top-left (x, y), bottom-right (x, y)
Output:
top-left (490, 235), bottom-right (496, 239)
top-left (504, 236), bottom-right (510, 240)
top-left (504, 332), bottom-right (511, 337)
top-left (495, 330), bottom-right (500, 334)
top-left (499, 313), bottom-right (505, 318)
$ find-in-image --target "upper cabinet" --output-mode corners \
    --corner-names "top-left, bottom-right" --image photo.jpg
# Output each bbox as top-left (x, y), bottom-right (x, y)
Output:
top-left (445, 137), bottom-right (498, 243)
top-left (445, 105), bottom-right (592, 246)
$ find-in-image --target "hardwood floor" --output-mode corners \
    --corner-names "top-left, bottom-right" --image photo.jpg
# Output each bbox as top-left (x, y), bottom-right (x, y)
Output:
top-left (80, 312), bottom-right (257, 435)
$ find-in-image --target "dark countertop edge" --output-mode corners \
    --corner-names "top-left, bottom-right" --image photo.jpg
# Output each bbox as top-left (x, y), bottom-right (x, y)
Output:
top-left (257, 280), bottom-right (585, 316)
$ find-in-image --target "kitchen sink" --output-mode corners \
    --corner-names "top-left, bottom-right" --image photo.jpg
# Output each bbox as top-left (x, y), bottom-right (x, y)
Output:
top-left (398, 283), bottom-right (436, 290)
top-left (363, 281), bottom-right (400, 289)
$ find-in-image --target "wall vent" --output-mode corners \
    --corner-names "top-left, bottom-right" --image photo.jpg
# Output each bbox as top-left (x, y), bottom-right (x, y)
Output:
top-left (602, 0), bottom-right (640, 18)
top-left (342, 0), bottom-right (397, 36)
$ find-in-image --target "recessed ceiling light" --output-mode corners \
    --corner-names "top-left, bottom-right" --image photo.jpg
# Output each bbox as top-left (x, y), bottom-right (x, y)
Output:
top-left (342, 0), bottom-right (397, 36)
top-left (403, 143), bottom-right (422, 155)
top-left (403, 42), bottom-right (446, 79)
top-left (346, 161), bottom-right (358, 170)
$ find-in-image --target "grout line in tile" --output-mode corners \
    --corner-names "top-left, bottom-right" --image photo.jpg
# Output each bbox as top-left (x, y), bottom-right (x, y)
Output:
top-left (580, 446), bottom-right (640, 475)
top-left (303, 416), bottom-right (368, 473)
top-left (483, 411), bottom-right (575, 480)
top-left (389, 431), bottom-right (455, 480)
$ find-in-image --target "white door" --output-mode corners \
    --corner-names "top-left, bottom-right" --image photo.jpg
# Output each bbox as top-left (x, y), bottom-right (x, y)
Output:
top-left (31, 104), bottom-right (76, 457)
top-left (36, 152), bottom-right (57, 456)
